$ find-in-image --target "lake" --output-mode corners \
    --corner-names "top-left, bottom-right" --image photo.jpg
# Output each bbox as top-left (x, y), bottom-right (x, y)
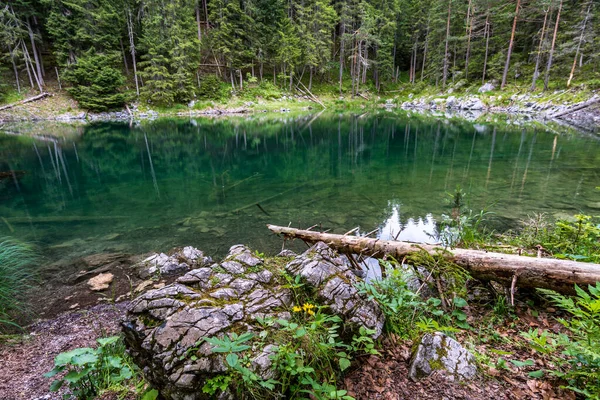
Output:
top-left (1, 112), bottom-right (599, 265)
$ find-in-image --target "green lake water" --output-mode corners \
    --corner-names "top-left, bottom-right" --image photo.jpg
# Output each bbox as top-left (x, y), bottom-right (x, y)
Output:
top-left (1, 113), bottom-right (599, 264)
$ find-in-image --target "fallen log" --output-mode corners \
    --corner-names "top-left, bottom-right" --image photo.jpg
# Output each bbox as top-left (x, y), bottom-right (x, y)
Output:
top-left (0, 92), bottom-right (51, 111)
top-left (267, 224), bottom-right (600, 294)
top-left (550, 95), bottom-right (600, 119)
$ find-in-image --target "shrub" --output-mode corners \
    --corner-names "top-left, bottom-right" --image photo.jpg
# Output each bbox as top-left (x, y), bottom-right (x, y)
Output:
top-left (521, 284), bottom-right (600, 398)
top-left (63, 50), bottom-right (128, 112)
top-left (45, 335), bottom-right (157, 400)
top-left (197, 75), bottom-right (231, 102)
top-left (0, 238), bottom-right (36, 332)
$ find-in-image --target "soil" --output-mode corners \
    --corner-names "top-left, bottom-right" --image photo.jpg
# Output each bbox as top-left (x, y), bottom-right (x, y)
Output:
top-left (0, 302), bottom-right (128, 400)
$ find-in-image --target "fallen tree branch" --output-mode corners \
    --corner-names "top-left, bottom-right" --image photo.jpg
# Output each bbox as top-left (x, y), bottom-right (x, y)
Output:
top-left (267, 224), bottom-right (600, 294)
top-left (550, 95), bottom-right (600, 119)
top-left (0, 92), bottom-right (51, 111)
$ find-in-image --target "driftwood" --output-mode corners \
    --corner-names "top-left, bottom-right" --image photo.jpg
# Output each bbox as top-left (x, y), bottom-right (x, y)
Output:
top-left (267, 224), bottom-right (600, 294)
top-left (0, 92), bottom-right (51, 111)
top-left (551, 95), bottom-right (600, 119)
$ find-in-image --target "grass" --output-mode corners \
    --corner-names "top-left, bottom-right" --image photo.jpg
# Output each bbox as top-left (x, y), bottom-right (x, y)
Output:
top-left (0, 237), bottom-right (37, 332)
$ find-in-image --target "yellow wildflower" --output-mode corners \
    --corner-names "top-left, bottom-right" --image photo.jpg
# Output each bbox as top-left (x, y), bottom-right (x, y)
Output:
top-left (292, 305), bottom-right (302, 313)
top-left (302, 303), bottom-right (316, 315)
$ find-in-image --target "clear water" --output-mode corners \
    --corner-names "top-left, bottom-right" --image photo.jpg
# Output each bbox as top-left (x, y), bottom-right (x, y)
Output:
top-left (1, 113), bottom-right (599, 265)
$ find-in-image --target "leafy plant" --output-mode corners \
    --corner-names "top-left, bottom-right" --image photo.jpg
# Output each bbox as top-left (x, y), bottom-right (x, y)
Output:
top-left (45, 335), bottom-right (153, 399)
top-left (521, 284), bottom-right (600, 398)
top-left (0, 238), bottom-right (37, 332)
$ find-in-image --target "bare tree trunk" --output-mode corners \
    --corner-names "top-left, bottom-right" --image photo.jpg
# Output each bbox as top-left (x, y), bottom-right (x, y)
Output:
top-left (421, 18), bottom-right (430, 81)
top-left (339, 23), bottom-right (345, 95)
top-left (464, 0), bottom-right (474, 80)
top-left (127, 10), bottom-right (140, 97)
top-left (120, 38), bottom-right (130, 75)
top-left (531, 8), bottom-right (549, 91)
top-left (309, 66), bottom-right (313, 91)
top-left (501, 0), bottom-right (521, 89)
top-left (9, 46), bottom-right (21, 93)
top-left (544, 0), bottom-right (563, 91)
top-left (22, 42), bottom-right (34, 89)
top-left (26, 19), bottom-right (44, 86)
top-left (268, 224), bottom-right (600, 294)
top-left (567, 1), bottom-right (592, 87)
top-left (482, 12), bottom-right (490, 84)
top-left (442, 0), bottom-right (452, 90)
top-left (196, 0), bottom-right (202, 42)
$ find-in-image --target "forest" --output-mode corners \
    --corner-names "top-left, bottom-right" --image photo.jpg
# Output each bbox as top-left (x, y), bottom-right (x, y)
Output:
top-left (1, 0), bottom-right (599, 110)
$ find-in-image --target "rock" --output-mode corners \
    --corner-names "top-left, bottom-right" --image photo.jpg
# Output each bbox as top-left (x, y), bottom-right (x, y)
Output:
top-left (409, 332), bottom-right (476, 382)
top-left (137, 247), bottom-right (213, 279)
top-left (285, 242), bottom-right (384, 338)
top-left (277, 249), bottom-right (297, 258)
top-left (446, 96), bottom-right (457, 108)
top-left (87, 272), bottom-right (114, 291)
top-left (123, 243), bottom-right (384, 399)
top-left (123, 245), bottom-right (292, 400)
top-left (135, 280), bottom-right (154, 293)
top-left (478, 82), bottom-right (496, 93)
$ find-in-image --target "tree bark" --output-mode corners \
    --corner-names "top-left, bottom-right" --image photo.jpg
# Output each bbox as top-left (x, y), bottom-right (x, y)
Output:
top-left (550, 95), bottom-right (600, 118)
top-left (268, 224), bottom-right (600, 294)
top-left (567, 1), bottom-right (592, 87)
top-left (501, 0), bottom-right (521, 89)
top-left (0, 92), bottom-right (50, 111)
top-left (464, 0), bottom-right (473, 80)
top-left (26, 18), bottom-right (44, 86)
top-left (9, 46), bottom-right (20, 93)
top-left (531, 8), bottom-right (549, 91)
top-left (127, 10), bottom-right (140, 97)
top-left (442, 0), bottom-right (452, 90)
top-left (482, 12), bottom-right (490, 84)
top-left (544, 0), bottom-right (563, 91)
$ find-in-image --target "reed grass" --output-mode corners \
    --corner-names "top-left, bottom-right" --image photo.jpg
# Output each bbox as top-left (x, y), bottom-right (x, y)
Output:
top-left (0, 237), bottom-right (37, 332)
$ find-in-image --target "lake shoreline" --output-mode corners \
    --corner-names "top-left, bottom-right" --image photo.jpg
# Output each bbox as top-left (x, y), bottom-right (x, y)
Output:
top-left (1, 90), bottom-right (599, 135)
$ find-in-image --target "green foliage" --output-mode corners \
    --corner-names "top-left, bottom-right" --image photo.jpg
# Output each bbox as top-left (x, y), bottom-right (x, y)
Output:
top-left (63, 51), bottom-right (128, 112)
top-left (520, 284), bottom-right (600, 398)
top-left (198, 306), bottom-right (378, 399)
top-left (197, 75), bottom-right (231, 102)
top-left (356, 259), bottom-right (469, 338)
top-left (44, 335), bottom-right (154, 399)
top-left (513, 213), bottom-right (600, 262)
top-left (0, 238), bottom-right (36, 332)
top-left (439, 186), bottom-right (494, 248)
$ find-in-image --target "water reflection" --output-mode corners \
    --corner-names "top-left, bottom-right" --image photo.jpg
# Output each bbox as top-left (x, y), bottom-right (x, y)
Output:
top-left (377, 202), bottom-right (438, 244)
top-left (0, 113), bottom-right (599, 264)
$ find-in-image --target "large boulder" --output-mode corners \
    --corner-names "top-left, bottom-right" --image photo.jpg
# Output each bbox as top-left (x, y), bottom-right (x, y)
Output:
top-left (123, 243), bottom-right (384, 399)
top-left (286, 242), bottom-right (385, 338)
top-left (409, 332), bottom-right (477, 382)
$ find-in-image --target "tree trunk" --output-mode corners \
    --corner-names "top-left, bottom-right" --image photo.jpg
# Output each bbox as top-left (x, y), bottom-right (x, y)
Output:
top-left (567, 1), bottom-right (592, 88)
top-left (421, 18), bottom-right (430, 81)
top-left (550, 95), bottom-right (600, 118)
top-left (531, 8), bottom-right (549, 91)
top-left (309, 66), bottom-right (313, 91)
top-left (339, 22), bottom-right (345, 95)
top-left (545, 0), bottom-right (563, 91)
top-left (464, 0), bottom-right (474, 80)
top-left (482, 12), bottom-right (490, 84)
top-left (267, 224), bottom-right (600, 294)
top-left (501, 0), bottom-right (521, 89)
top-left (0, 92), bottom-right (50, 111)
top-left (127, 10), bottom-right (140, 97)
top-left (26, 19), bottom-right (44, 86)
top-left (196, 0), bottom-right (202, 42)
top-left (9, 46), bottom-right (20, 93)
top-left (442, 0), bottom-right (452, 89)
top-left (120, 38), bottom-right (130, 75)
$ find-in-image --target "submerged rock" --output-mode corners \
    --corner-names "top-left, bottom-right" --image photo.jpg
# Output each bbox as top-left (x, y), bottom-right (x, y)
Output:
top-left (409, 332), bottom-right (476, 381)
top-left (87, 272), bottom-right (114, 291)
